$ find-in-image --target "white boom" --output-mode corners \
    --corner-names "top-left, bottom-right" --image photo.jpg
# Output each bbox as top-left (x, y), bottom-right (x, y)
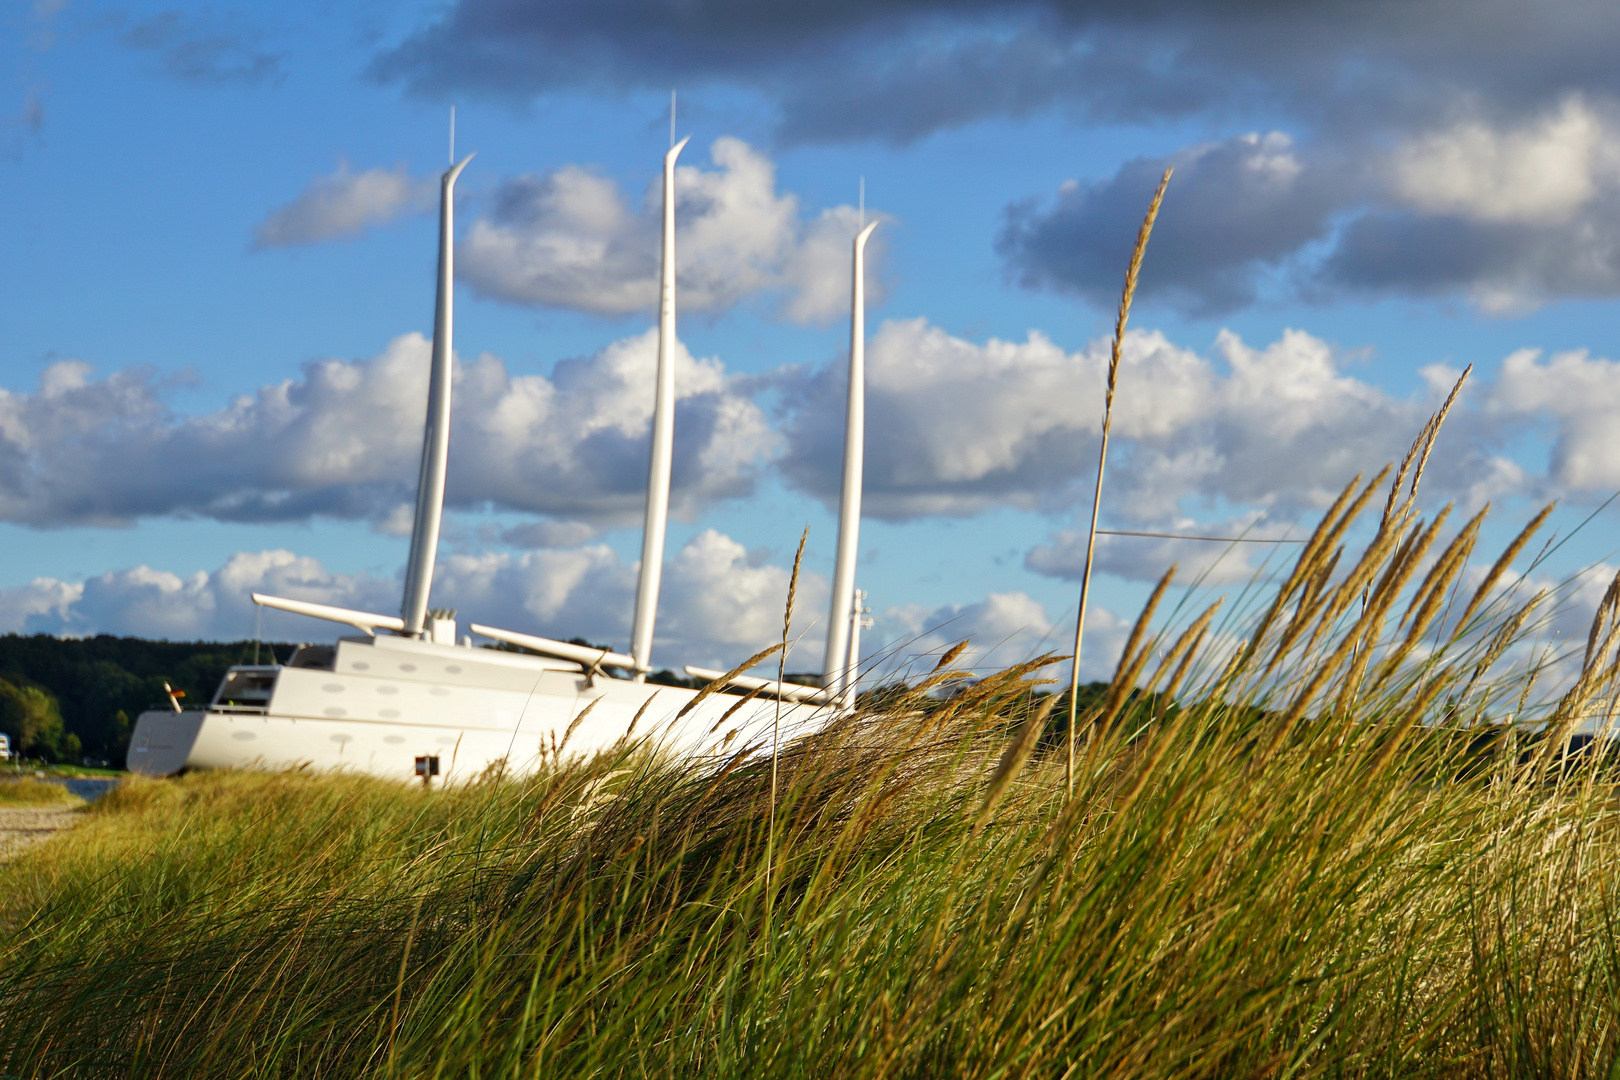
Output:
top-left (400, 153), bottom-right (474, 638)
top-left (683, 666), bottom-right (831, 705)
top-left (628, 134), bottom-right (690, 679)
top-left (821, 220), bottom-right (880, 700)
top-left (251, 593), bottom-right (406, 637)
top-left (468, 623), bottom-right (636, 671)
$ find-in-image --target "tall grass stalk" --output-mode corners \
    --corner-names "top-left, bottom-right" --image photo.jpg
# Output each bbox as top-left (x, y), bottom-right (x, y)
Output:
top-left (1066, 165), bottom-right (1172, 802)
top-left (6, 469), bottom-right (1620, 1076)
top-left (767, 524), bottom-right (809, 926)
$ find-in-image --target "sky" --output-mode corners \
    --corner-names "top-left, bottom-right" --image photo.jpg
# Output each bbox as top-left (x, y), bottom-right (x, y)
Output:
top-left (5, 0), bottom-right (1620, 686)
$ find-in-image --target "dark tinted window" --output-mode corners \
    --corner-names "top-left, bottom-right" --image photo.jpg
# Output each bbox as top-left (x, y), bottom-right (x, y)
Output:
top-left (287, 645), bottom-right (336, 670)
top-left (213, 670), bottom-right (278, 709)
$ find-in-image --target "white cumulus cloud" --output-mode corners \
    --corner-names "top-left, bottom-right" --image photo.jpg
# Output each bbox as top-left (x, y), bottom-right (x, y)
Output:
top-left (876, 591), bottom-right (1127, 686)
top-left (254, 163), bottom-right (434, 248)
top-left (1026, 513), bottom-right (1293, 588)
top-left (0, 533), bottom-right (827, 677)
top-left (0, 537), bottom-right (1111, 689)
top-left (0, 330), bottom-right (773, 529)
top-left (1391, 98), bottom-right (1620, 226)
top-left (778, 318), bottom-right (1515, 526)
top-left (11, 550), bottom-right (398, 642)
top-left (459, 137), bottom-right (885, 323)
top-left (1485, 345), bottom-right (1620, 493)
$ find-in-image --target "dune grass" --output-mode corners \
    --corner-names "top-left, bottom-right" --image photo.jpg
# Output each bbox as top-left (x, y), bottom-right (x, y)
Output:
top-left (0, 776), bottom-right (85, 806)
top-left (3, 469), bottom-right (1620, 1077)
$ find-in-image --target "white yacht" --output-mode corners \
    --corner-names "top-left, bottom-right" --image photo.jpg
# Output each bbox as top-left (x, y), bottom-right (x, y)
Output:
top-left (127, 130), bottom-right (878, 784)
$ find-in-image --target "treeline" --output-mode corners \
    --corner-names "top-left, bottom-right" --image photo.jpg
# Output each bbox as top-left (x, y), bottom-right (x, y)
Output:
top-left (0, 635), bottom-right (293, 765)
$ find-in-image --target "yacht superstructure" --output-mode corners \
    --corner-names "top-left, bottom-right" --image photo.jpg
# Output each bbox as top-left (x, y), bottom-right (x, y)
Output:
top-left (127, 122), bottom-right (875, 783)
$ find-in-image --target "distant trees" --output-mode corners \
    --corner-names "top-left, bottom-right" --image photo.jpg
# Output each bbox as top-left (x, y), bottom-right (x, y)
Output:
top-left (0, 634), bottom-right (293, 765)
top-left (0, 677), bottom-right (67, 760)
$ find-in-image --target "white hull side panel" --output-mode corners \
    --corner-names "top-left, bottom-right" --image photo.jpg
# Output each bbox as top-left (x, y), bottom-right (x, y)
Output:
top-left (131, 670), bottom-right (822, 780)
top-left (127, 710), bottom-right (207, 777)
top-left (127, 638), bottom-right (822, 782)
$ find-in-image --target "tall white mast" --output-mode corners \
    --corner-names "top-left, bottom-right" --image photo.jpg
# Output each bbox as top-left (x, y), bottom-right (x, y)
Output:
top-left (400, 150), bottom-right (474, 638)
top-left (822, 219), bottom-right (880, 698)
top-left (628, 131), bottom-right (690, 679)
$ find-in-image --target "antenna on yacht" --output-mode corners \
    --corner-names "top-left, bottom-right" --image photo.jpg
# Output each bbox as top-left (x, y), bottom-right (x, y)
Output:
top-left (822, 212), bottom-right (880, 703)
top-left (400, 118), bottom-right (474, 640)
top-left (628, 108), bottom-right (690, 680)
top-left (841, 589), bottom-right (872, 709)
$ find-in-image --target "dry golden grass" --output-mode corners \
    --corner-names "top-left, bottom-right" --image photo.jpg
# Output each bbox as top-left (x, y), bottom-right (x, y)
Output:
top-left (2, 470), bottom-right (1619, 1078)
top-left (0, 775), bottom-right (84, 806)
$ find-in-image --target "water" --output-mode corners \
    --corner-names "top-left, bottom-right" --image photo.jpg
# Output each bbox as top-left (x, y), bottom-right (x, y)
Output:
top-left (57, 778), bottom-right (119, 801)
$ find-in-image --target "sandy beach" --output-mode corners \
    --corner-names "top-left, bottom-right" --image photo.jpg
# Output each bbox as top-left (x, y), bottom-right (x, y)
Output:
top-left (0, 806), bottom-right (80, 861)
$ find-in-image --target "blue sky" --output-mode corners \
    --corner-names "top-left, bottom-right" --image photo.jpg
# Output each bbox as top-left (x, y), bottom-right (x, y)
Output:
top-left (5, 0), bottom-right (1620, 682)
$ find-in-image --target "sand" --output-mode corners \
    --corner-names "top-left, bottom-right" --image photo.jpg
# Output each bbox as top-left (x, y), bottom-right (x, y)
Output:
top-left (0, 806), bottom-right (81, 861)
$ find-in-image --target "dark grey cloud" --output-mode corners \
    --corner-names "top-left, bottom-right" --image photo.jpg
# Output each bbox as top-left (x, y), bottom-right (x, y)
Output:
top-left (372, 2), bottom-right (1246, 142)
top-left (373, 0), bottom-right (1620, 311)
top-left (1322, 206), bottom-right (1620, 307)
top-left (121, 10), bottom-right (284, 86)
top-left (373, 0), bottom-right (1620, 143)
top-left (1003, 96), bottom-right (1620, 315)
top-left (498, 520), bottom-right (597, 548)
top-left (1000, 132), bottom-right (1353, 316)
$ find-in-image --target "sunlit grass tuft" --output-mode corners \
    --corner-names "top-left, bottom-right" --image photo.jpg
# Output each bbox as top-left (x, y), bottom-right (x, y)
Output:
top-left (5, 465), bottom-right (1620, 1075)
top-left (0, 776), bottom-right (84, 806)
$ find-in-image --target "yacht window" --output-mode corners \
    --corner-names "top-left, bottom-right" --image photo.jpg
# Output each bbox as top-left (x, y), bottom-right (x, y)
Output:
top-left (213, 670), bottom-right (278, 711)
top-left (287, 644), bottom-right (337, 670)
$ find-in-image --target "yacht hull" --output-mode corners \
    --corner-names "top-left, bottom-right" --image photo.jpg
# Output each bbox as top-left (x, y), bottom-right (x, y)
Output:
top-left (127, 633), bottom-right (818, 782)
